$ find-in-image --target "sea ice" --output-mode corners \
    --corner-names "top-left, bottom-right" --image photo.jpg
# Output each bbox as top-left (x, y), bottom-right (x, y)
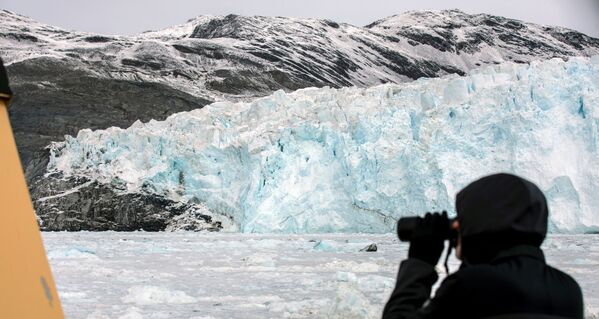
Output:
top-left (122, 286), bottom-right (197, 305)
top-left (42, 232), bottom-right (599, 319)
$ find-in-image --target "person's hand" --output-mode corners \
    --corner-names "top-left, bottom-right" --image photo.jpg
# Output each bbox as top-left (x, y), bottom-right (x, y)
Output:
top-left (408, 211), bottom-right (449, 266)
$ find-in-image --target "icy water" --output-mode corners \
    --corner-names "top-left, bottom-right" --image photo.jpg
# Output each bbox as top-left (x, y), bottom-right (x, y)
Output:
top-left (42, 233), bottom-right (599, 319)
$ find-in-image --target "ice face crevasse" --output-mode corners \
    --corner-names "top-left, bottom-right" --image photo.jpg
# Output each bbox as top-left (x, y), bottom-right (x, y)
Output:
top-left (47, 57), bottom-right (599, 233)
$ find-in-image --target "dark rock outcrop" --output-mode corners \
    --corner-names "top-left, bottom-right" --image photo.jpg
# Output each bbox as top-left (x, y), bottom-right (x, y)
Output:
top-left (360, 243), bottom-right (378, 252)
top-left (32, 173), bottom-right (224, 231)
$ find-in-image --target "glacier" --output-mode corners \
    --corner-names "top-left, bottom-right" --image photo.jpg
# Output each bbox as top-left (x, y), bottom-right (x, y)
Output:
top-left (47, 56), bottom-right (599, 233)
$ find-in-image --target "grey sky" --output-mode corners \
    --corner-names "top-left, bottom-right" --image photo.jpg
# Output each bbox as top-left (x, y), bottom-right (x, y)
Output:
top-left (1, 0), bottom-right (598, 37)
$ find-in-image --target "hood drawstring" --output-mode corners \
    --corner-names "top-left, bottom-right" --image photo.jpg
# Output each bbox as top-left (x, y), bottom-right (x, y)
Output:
top-left (444, 237), bottom-right (457, 274)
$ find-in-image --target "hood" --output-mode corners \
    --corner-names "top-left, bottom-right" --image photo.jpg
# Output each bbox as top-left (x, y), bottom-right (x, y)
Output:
top-left (456, 173), bottom-right (548, 238)
top-left (456, 173), bottom-right (548, 264)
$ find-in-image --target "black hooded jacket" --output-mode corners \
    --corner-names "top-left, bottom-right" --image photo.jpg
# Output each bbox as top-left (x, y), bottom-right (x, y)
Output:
top-left (0, 57), bottom-right (12, 104)
top-left (383, 174), bottom-right (583, 319)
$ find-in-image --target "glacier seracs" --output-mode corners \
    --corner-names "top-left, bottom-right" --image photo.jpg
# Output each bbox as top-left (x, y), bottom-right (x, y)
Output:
top-left (47, 57), bottom-right (599, 233)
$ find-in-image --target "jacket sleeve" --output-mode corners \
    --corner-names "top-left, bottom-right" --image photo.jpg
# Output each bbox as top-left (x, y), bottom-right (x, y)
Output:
top-left (382, 258), bottom-right (438, 319)
top-left (383, 258), bottom-right (464, 319)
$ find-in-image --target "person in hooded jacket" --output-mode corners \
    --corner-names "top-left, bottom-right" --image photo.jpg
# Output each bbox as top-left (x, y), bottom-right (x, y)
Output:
top-left (0, 58), bottom-right (11, 102)
top-left (383, 173), bottom-right (583, 319)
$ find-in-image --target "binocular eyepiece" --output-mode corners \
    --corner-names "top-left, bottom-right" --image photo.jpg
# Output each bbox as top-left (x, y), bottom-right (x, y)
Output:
top-left (396, 212), bottom-right (457, 242)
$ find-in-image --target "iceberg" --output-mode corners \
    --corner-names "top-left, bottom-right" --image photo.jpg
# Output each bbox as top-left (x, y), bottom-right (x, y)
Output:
top-left (47, 57), bottom-right (599, 233)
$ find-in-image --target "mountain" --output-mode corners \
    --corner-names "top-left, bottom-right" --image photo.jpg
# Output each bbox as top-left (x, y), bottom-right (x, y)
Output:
top-left (39, 57), bottom-right (599, 233)
top-left (1, 9), bottom-right (598, 231)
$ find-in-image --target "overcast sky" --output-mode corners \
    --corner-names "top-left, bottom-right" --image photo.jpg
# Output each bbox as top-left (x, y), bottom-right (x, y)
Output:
top-left (1, 0), bottom-right (598, 37)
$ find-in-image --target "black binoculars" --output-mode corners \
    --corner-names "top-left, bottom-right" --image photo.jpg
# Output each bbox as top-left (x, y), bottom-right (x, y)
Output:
top-left (396, 212), bottom-right (458, 242)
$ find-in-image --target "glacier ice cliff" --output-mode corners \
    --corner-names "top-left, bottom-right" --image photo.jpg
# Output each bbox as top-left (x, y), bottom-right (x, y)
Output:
top-left (47, 57), bottom-right (599, 233)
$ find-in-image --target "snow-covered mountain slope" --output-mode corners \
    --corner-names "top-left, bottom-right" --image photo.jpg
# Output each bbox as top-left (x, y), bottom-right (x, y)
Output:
top-left (3, 9), bottom-right (598, 93)
top-left (42, 57), bottom-right (599, 233)
top-left (2, 9), bottom-right (599, 170)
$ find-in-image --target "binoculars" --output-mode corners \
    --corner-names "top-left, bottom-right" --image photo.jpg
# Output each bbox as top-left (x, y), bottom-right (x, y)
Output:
top-left (396, 213), bottom-right (458, 242)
